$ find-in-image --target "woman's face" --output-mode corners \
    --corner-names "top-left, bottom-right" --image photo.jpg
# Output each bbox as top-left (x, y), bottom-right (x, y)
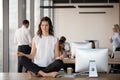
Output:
top-left (60, 43), bottom-right (64, 48)
top-left (112, 27), bottom-right (117, 32)
top-left (41, 21), bottom-right (49, 34)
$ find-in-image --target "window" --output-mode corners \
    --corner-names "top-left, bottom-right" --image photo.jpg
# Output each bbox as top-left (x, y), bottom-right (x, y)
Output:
top-left (9, 0), bottom-right (18, 72)
top-left (26, 0), bottom-right (30, 21)
top-left (44, 0), bottom-right (49, 17)
top-left (34, 0), bottom-right (40, 34)
top-left (0, 0), bottom-right (3, 72)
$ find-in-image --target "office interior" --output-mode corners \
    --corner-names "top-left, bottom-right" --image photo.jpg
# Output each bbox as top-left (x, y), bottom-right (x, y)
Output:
top-left (0, 0), bottom-right (120, 75)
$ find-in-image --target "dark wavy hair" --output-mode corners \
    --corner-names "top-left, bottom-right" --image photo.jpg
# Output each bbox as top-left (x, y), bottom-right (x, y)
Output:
top-left (59, 39), bottom-right (65, 54)
top-left (37, 16), bottom-right (54, 37)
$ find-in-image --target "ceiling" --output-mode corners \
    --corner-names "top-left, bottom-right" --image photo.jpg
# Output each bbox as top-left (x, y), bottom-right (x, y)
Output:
top-left (53, 0), bottom-right (119, 4)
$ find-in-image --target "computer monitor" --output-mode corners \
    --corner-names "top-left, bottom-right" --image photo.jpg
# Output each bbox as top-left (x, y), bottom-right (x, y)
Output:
top-left (70, 42), bottom-right (92, 58)
top-left (75, 48), bottom-right (108, 77)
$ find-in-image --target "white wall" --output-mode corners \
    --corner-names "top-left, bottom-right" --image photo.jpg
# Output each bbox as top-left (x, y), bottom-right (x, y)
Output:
top-left (54, 3), bottom-right (119, 51)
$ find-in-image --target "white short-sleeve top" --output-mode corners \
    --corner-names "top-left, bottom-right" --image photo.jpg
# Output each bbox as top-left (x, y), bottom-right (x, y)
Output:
top-left (33, 35), bottom-right (57, 67)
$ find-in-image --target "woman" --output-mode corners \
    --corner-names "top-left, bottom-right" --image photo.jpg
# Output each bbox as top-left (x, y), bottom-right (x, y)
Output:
top-left (60, 36), bottom-right (70, 52)
top-left (109, 24), bottom-right (120, 73)
top-left (89, 40), bottom-right (95, 49)
top-left (59, 39), bottom-right (67, 57)
top-left (109, 24), bottom-right (120, 57)
top-left (18, 17), bottom-right (64, 77)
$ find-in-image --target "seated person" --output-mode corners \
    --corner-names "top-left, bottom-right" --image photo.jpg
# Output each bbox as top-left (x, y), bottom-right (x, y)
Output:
top-left (18, 17), bottom-right (64, 77)
top-left (89, 40), bottom-right (95, 49)
top-left (59, 37), bottom-right (75, 72)
top-left (60, 36), bottom-right (70, 52)
top-left (59, 39), bottom-right (67, 58)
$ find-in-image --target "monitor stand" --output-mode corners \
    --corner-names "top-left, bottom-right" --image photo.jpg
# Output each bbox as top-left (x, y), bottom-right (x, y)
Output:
top-left (89, 60), bottom-right (98, 77)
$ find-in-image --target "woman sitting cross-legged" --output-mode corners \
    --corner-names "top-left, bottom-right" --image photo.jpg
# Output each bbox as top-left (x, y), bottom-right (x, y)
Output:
top-left (17, 16), bottom-right (64, 77)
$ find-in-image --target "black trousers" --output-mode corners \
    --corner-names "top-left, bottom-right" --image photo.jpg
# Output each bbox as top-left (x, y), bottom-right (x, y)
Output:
top-left (18, 45), bottom-right (31, 73)
top-left (21, 56), bottom-right (64, 75)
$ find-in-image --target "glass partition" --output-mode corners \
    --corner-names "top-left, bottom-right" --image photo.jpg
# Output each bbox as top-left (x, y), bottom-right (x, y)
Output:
top-left (34, 0), bottom-right (40, 34)
top-left (9, 0), bottom-right (18, 72)
top-left (26, 0), bottom-right (30, 21)
top-left (44, 0), bottom-right (49, 17)
top-left (0, 0), bottom-right (3, 72)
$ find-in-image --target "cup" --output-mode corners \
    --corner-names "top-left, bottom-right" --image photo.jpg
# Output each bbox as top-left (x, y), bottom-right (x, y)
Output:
top-left (67, 67), bottom-right (73, 74)
top-left (67, 52), bottom-right (71, 58)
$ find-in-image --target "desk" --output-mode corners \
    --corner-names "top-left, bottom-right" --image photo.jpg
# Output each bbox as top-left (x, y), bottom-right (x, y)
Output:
top-left (63, 58), bottom-right (75, 64)
top-left (0, 73), bottom-right (120, 80)
top-left (63, 58), bottom-right (120, 64)
top-left (108, 58), bottom-right (120, 64)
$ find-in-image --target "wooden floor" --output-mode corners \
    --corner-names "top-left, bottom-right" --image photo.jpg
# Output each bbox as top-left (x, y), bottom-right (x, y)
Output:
top-left (0, 73), bottom-right (120, 80)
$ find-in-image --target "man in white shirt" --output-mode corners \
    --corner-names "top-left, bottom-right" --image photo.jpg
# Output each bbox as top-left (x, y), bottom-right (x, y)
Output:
top-left (14, 20), bottom-right (32, 73)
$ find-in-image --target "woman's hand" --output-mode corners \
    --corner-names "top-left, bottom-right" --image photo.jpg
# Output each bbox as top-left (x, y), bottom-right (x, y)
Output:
top-left (56, 54), bottom-right (64, 60)
top-left (109, 36), bottom-right (112, 43)
top-left (17, 52), bottom-right (25, 56)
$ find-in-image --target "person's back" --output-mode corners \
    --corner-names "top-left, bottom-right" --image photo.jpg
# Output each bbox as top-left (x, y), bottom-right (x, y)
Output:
top-left (14, 20), bottom-right (32, 73)
top-left (15, 26), bottom-right (31, 46)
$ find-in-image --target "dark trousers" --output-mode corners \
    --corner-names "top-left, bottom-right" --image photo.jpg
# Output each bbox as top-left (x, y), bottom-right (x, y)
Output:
top-left (18, 45), bottom-right (31, 73)
top-left (21, 56), bottom-right (64, 75)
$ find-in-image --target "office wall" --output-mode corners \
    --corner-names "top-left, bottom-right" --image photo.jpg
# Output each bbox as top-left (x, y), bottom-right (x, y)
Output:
top-left (54, 3), bottom-right (119, 51)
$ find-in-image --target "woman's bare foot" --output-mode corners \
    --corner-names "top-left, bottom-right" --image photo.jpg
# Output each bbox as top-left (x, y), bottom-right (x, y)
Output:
top-left (27, 71), bottom-right (32, 78)
top-left (45, 72), bottom-right (58, 77)
top-left (38, 71), bottom-right (58, 78)
top-left (27, 71), bottom-right (38, 78)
